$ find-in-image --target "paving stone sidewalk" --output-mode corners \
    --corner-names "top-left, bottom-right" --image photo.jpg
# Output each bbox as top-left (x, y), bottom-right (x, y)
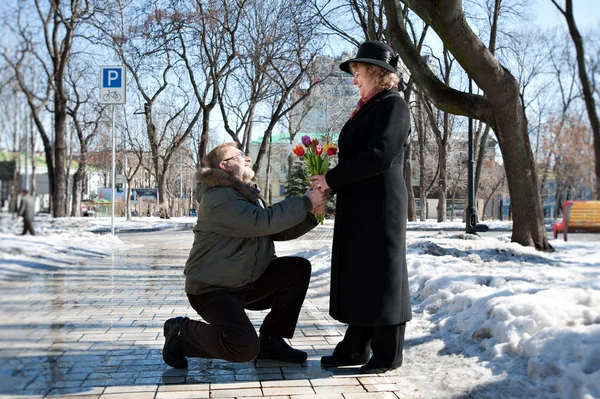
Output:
top-left (0, 229), bottom-right (424, 399)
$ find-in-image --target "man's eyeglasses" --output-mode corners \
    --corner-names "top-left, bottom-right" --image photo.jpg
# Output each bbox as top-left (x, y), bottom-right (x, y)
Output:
top-left (222, 151), bottom-right (247, 162)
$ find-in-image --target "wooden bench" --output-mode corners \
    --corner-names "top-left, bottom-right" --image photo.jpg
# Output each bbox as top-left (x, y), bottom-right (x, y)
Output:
top-left (553, 200), bottom-right (600, 241)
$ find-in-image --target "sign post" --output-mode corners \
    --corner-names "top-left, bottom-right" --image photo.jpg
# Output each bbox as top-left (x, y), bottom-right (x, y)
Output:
top-left (100, 66), bottom-right (126, 235)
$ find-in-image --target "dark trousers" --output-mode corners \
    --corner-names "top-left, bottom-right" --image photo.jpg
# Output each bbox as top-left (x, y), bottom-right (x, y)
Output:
top-left (180, 256), bottom-right (311, 363)
top-left (333, 323), bottom-right (406, 368)
top-left (22, 220), bottom-right (35, 235)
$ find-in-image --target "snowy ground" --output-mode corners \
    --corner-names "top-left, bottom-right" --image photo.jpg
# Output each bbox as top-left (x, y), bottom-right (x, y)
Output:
top-left (0, 214), bottom-right (599, 398)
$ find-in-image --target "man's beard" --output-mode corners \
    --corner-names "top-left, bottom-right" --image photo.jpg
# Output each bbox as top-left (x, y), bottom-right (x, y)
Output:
top-left (242, 167), bottom-right (255, 183)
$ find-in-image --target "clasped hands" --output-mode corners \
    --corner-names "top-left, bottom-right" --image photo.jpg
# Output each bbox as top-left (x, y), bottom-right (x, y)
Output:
top-left (304, 174), bottom-right (331, 215)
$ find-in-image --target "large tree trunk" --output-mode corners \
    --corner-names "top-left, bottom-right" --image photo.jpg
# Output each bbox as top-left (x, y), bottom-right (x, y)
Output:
top-left (474, 124), bottom-right (491, 199)
top-left (384, 0), bottom-right (550, 249)
top-left (53, 95), bottom-right (67, 217)
top-left (71, 161), bottom-right (84, 217)
top-left (493, 89), bottom-right (548, 248)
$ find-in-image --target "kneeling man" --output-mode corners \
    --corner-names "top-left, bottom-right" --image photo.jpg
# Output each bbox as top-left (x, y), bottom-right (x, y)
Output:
top-left (163, 142), bottom-right (327, 368)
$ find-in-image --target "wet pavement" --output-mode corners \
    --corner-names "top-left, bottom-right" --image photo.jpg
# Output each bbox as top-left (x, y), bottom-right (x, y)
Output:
top-left (0, 228), bottom-right (424, 399)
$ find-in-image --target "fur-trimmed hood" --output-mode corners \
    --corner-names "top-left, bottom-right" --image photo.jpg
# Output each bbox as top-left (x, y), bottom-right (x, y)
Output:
top-left (195, 167), bottom-right (260, 202)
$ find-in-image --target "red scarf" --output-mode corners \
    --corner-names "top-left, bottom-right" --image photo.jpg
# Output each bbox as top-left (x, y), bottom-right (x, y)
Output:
top-left (349, 87), bottom-right (382, 119)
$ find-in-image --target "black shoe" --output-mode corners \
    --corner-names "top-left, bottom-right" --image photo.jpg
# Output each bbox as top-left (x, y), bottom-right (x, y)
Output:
top-left (256, 334), bottom-right (307, 363)
top-left (321, 351), bottom-right (370, 367)
top-left (360, 363), bottom-right (400, 374)
top-left (162, 317), bottom-right (188, 369)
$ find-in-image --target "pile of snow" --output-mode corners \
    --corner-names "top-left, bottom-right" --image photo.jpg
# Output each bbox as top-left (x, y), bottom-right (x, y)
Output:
top-left (279, 232), bottom-right (600, 398)
top-left (408, 235), bottom-right (600, 396)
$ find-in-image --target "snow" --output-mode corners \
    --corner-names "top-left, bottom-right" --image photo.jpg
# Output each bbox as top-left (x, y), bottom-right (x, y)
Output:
top-left (277, 226), bottom-right (600, 398)
top-left (1, 214), bottom-right (599, 398)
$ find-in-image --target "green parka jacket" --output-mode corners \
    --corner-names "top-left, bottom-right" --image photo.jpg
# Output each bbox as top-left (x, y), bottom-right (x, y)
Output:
top-left (184, 168), bottom-right (317, 295)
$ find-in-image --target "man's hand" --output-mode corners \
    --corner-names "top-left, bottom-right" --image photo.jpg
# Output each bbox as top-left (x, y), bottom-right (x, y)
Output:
top-left (310, 174), bottom-right (331, 194)
top-left (304, 188), bottom-right (328, 213)
top-left (310, 204), bottom-right (327, 216)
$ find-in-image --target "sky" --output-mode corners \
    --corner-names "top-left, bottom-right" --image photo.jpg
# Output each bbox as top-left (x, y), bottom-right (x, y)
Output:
top-left (0, 215), bottom-right (599, 398)
top-left (534, 0), bottom-right (600, 29)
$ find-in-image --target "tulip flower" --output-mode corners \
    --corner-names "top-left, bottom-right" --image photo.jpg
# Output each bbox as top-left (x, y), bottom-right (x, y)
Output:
top-left (315, 144), bottom-right (323, 155)
top-left (292, 144), bottom-right (305, 156)
top-left (301, 135), bottom-right (312, 147)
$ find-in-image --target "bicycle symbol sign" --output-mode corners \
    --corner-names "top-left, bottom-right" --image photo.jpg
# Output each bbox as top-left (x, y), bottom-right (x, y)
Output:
top-left (100, 66), bottom-right (126, 104)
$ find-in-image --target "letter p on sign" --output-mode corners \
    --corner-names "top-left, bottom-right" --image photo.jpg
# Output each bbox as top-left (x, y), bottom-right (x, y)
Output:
top-left (105, 69), bottom-right (121, 87)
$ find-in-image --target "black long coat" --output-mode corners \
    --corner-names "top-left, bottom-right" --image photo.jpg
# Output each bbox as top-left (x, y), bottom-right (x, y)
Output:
top-left (325, 87), bottom-right (412, 326)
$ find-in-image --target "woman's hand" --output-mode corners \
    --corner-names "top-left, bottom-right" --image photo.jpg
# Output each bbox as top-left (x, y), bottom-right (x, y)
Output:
top-left (310, 175), bottom-right (330, 193)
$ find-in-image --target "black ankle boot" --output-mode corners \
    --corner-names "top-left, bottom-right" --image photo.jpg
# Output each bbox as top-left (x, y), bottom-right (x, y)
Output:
top-left (321, 351), bottom-right (370, 366)
top-left (256, 334), bottom-right (307, 363)
top-left (360, 359), bottom-right (402, 374)
top-left (162, 317), bottom-right (188, 369)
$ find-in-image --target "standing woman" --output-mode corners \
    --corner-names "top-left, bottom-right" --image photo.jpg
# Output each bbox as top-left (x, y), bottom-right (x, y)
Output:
top-left (310, 41), bottom-right (411, 374)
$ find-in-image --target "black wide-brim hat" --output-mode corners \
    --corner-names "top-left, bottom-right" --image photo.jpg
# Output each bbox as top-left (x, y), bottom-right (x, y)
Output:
top-left (339, 41), bottom-right (399, 74)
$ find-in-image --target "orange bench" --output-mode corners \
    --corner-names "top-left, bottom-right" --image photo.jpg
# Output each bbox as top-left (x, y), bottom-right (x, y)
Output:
top-left (553, 200), bottom-right (600, 241)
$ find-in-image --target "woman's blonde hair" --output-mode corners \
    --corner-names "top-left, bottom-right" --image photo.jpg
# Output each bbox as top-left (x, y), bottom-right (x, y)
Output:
top-left (349, 62), bottom-right (400, 90)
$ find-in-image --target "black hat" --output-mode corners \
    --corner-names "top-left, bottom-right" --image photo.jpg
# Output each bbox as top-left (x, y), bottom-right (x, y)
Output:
top-left (339, 41), bottom-right (399, 74)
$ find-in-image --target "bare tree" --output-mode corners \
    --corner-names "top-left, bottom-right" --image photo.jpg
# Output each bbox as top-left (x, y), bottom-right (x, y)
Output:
top-left (537, 32), bottom-right (579, 195)
top-left (384, 0), bottom-right (550, 249)
top-left (215, 0), bottom-right (268, 152)
top-left (249, 1), bottom-right (326, 175)
top-left (551, 0), bottom-right (600, 199)
top-left (117, 115), bottom-right (146, 221)
top-left (447, 150), bottom-right (468, 221)
top-left (175, 0), bottom-right (242, 164)
top-left (3, 0), bottom-right (95, 217)
top-left (413, 91), bottom-right (438, 221)
top-left (478, 158), bottom-right (506, 220)
top-left (419, 48), bottom-right (456, 222)
top-left (313, 0), bottom-right (385, 44)
top-left (66, 61), bottom-right (104, 216)
top-left (93, 1), bottom-right (201, 215)
top-left (0, 84), bottom-right (24, 213)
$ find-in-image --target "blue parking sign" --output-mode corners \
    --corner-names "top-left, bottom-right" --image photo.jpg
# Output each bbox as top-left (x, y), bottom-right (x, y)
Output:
top-left (100, 66), bottom-right (126, 104)
top-left (103, 68), bottom-right (122, 88)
